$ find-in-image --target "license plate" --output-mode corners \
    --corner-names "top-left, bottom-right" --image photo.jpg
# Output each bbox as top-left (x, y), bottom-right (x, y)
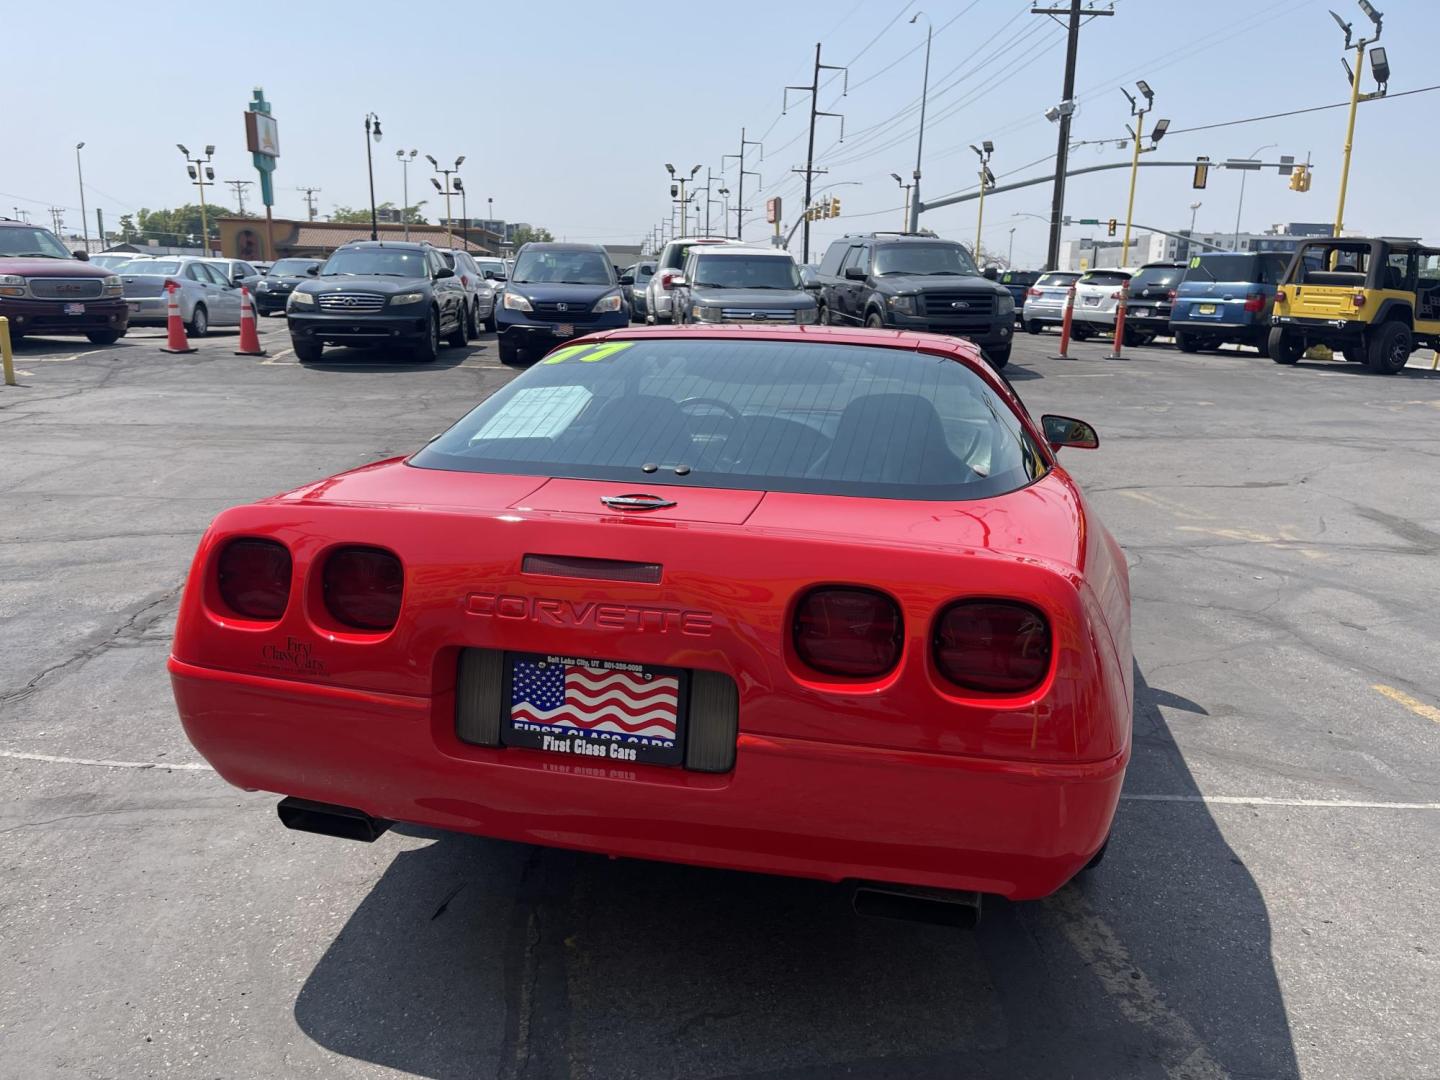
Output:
top-left (1199, 304), bottom-right (1217, 315)
top-left (554, 323), bottom-right (574, 336)
top-left (501, 652), bottom-right (688, 767)
top-left (1084, 296), bottom-right (1101, 306)
top-left (64, 303), bottom-right (85, 316)
top-left (1131, 307), bottom-right (1151, 317)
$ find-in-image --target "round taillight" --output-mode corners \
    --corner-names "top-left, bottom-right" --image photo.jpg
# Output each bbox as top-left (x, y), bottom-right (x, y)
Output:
top-left (933, 601), bottom-right (1051, 694)
top-left (1167, 289), bottom-right (1177, 302)
top-left (1352, 291), bottom-right (1367, 307)
top-left (217, 538), bottom-right (292, 620)
top-left (793, 587), bottom-right (903, 678)
top-left (1275, 288), bottom-right (1287, 304)
top-left (323, 547), bottom-right (404, 631)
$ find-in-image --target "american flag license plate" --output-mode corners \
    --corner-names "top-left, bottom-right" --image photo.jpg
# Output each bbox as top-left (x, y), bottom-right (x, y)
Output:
top-left (554, 323), bottom-right (574, 336)
top-left (501, 652), bottom-right (688, 766)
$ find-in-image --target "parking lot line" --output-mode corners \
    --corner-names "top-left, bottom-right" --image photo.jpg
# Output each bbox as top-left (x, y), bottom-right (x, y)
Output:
top-left (1371, 684), bottom-right (1440, 724)
top-left (0, 749), bottom-right (215, 772)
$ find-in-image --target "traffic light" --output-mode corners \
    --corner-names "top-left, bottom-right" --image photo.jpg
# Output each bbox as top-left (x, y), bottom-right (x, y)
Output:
top-left (1289, 164), bottom-right (1311, 192)
top-left (1107, 218), bottom-right (1117, 237)
top-left (830, 196), bottom-right (841, 218)
top-left (1193, 155), bottom-right (1210, 189)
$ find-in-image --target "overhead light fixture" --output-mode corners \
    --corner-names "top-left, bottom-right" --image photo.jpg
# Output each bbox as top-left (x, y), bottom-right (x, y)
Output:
top-left (1358, 0), bottom-right (1381, 28)
top-left (1341, 56), bottom-right (1355, 84)
top-left (76, 140), bottom-right (85, 151)
top-left (431, 178), bottom-right (442, 192)
top-left (177, 143), bottom-right (190, 156)
top-left (453, 177), bottom-right (464, 191)
top-left (455, 155), bottom-right (465, 168)
top-left (1136, 80), bottom-right (1153, 102)
top-left (1330, 8), bottom-right (1354, 36)
top-left (665, 163), bottom-right (676, 175)
top-left (1150, 118), bottom-right (1171, 143)
top-left (1369, 45), bottom-right (1390, 84)
top-left (204, 144), bottom-right (215, 157)
top-left (690, 164), bottom-right (701, 177)
top-left (982, 139), bottom-right (994, 154)
top-left (425, 154), bottom-right (438, 168)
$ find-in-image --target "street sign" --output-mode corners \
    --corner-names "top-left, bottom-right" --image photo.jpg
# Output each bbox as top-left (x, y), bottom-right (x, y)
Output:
top-left (1226, 159), bottom-right (1263, 171)
top-left (1077, 218), bottom-right (1100, 225)
top-left (1279, 155), bottom-right (1296, 175)
top-left (246, 89), bottom-right (279, 208)
top-left (766, 196), bottom-right (781, 224)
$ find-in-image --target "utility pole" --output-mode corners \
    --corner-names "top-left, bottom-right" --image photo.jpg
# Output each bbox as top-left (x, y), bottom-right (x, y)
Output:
top-left (1033, 0), bottom-right (1113, 270)
top-left (722, 128), bottom-right (762, 240)
top-left (75, 143), bottom-right (90, 253)
top-left (296, 186), bottom-right (322, 222)
top-left (49, 207), bottom-right (65, 236)
top-left (907, 14), bottom-right (931, 234)
top-left (225, 179), bottom-right (253, 216)
top-left (785, 43), bottom-right (847, 263)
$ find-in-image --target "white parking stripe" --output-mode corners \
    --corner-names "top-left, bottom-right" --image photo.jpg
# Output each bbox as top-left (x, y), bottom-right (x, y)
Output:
top-left (0, 749), bottom-right (215, 771)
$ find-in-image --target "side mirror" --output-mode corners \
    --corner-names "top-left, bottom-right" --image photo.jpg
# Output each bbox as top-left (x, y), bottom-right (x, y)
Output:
top-left (232, 273), bottom-right (245, 286)
top-left (982, 266), bottom-right (999, 281)
top-left (670, 275), bottom-right (687, 288)
top-left (306, 265), bottom-right (319, 276)
top-left (1041, 415), bottom-right (1099, 451)
top-left (843, 266), bottom-right (867, 281)
top-left (73, 250), bottom-right (90, 262)
top-left (435, 266), bottom-right (455, 279)
top-left (619, 274), bottom-right (635, 285)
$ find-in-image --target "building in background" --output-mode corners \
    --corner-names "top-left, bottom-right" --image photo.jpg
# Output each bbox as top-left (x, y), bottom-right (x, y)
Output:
top-left (216, 217), bottom-right (503, 260)
top-left (1058, 222), bottom-right (1337, 270)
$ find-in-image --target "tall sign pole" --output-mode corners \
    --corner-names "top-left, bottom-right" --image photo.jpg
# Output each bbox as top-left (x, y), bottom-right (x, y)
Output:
top-left (246, 89), bottom-right (280, 260)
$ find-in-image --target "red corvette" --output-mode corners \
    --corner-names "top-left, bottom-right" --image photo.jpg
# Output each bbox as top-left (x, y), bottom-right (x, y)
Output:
top-left (171, 325), bottom-right (1131, 915)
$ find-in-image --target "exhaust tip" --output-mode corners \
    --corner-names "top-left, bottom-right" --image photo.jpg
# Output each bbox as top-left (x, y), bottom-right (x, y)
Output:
top-left (278, 797), bottom-right (392, 843)
top-left (852, 884), bottom-right (982, 929)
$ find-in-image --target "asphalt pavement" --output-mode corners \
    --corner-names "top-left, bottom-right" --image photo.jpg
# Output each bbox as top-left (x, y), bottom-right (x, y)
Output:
top-left (1, 318), bottom-right (1437, 1079)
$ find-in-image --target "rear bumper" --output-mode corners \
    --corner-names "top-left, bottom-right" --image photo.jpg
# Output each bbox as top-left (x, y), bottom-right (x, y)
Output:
top-left (1170, 319), bottom-right (1265, 339)
top-left (1272, 315), bottom-right (1367, 334)
top-left (0, 297), bottom-right (129, 336)
top-left (171, 657), bottom-right (1126, 900)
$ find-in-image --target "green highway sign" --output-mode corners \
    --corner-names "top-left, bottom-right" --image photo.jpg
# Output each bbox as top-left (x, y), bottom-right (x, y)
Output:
top-left (1077, 218), bottom-right (1100, 225)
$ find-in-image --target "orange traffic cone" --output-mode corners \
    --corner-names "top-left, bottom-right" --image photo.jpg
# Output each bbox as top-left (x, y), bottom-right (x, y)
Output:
top-left (234, 286), bottom-right (266, 356)
top-left (159, 280), bottom-right (196, 354)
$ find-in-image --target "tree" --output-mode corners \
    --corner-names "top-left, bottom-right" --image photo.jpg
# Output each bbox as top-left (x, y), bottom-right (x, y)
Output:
top-left (509, 225), bottom-right (554, 246)
top-left (126, 204), bottom-right (236, 246)
top-left (329, 201), bottom-right (428, 225)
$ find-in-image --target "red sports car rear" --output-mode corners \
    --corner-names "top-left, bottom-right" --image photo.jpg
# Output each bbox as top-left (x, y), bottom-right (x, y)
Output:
top-left (171, 326), bottom-right (1131, 905)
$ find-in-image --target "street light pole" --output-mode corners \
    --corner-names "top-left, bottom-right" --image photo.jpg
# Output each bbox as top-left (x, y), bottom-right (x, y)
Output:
top-left (454, 178), bottom-right (468, 251)
top-left (907, 12), bottom-right (931, 234)
top-left (75, 142), bottom-right (90, 253)
top-left (397, 149), bottom-right (417, 240)
top-left (427, 154), bottom-right (465, 248)
top-left (971, 141), bottom-right (994, 261)
top-left (177, 144), bottom-right (216, 254)
top-left (1119, 80), bottom-right (1161, 266)
top-left (1331, 1), bottom-right (1385, 235)
top-left (1008, 227), bottom-right (1016, 267)
top-left (364, 113), bottom-right (382, 240)
top-left (1233, 143), bottom-right (1276, 249)
top-left (891, 173), bottom-right (913, 230)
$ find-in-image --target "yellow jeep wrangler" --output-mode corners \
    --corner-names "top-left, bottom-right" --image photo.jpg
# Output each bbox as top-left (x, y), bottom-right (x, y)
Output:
top-left (1269, 237), bottom-right (1440, 374)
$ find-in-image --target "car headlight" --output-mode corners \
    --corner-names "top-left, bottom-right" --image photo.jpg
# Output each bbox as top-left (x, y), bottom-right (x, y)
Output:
top-left (0, 274), bottom-right (27, 297)
top-left (288, 291), bottom-right (316, 308)
top-left (691, 304), bottom-right (721, 322)
top-left (997, 292), bottom-right (1015, 314)
top-left (592, 294), bottom-right (624, 313)
top-left (886, 295), bottom-right (916, 315)
top-left (795, 306), bottom-right (819, 324)
top-left (389, 291), bottom-right (425, 305)
top-left (503, 292), bottom-right (533, 312)
top-left (254, 279), bottom-right (270, 291)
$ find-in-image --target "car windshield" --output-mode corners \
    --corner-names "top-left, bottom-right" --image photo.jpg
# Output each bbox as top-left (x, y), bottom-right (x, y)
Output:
top-left (1131, 266), bottom-right (1184, 290)
top-left (512, 249), bottom-right (613, 285)
top-left (691, 255), bottom-right (801, 290)
top-left (269, 259), bottom-right (315, 275)
top-left (0, 226), bottom-right (74, 259)
top-left (1036, 272), bottom-right (1080, 288)
top-left (119, 259), bottom-right (181, 275)
top-left (1081, 271), bottom-right (1129, 287)
top-left (475, 259), bottom-right (506, 277)
top-left (412, 339), bottom-right (1045, 500)
top-left (873, 242), bottom-right (978, 277)
top-left (321, 248), bottom-right (429, 277)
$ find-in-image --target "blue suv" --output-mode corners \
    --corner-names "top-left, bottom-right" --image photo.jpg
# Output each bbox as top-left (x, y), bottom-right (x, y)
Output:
top-left (1169, 251), bottom-right (1291, 355)
top-left (496, 243), bottom-right (629, 364)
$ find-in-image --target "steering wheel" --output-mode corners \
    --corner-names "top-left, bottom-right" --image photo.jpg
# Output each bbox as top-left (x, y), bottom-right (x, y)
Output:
top-left (677, 396), bottom-right (743, 423)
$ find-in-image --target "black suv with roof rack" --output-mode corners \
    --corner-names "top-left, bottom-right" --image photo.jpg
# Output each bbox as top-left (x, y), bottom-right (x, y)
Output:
top-left (285, 240), bottom-right (468, 362)
top-left (812, 232), bottom-right (1016, 367)
top-left (0, 217), bottom-right (129, 344)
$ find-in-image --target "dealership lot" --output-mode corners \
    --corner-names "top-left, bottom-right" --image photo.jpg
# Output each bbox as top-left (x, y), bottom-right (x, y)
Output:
top-left (2, 326), bottom-right (1437, 1079)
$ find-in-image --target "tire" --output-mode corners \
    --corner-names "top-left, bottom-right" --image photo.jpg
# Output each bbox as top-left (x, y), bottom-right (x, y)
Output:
top-left (1025, 319), bottom-right (1042, 335)
top-left (498, 335), bottom-right (523, 366)
top-left (864, 311), bottom-right (885, 329)
top-left (482, 305), bottom-right (496, 333)
top-left (1254, 333), bottom-right (1271, 359)
top-left (291, 337), bottom-right (323, 363)
top-left (415, 311), bottom-right (441, 362)
top-left (1366, 321), bottom-right (1411, 375)
top-left (1083, 836), bottom-right (1110, 871)
top-left (1175, 331), bottom-right (1201, 353)
top-left (1268, 327), bottom-right (1304, 365)
top-left (985, 344), bottom-right (1011, 369)
top-left (86, 330), bottom-right (122, 345)
top-left (817, 303), bottom-right (832, 326)
top-left (1071, 323), bottom-right (1092, 341)
top-left (465, 302), bottom-right (479, 340)
top-left (187, 304), bottom-right (208, 338)
top-left (446, 305), bottom-right (469, 348)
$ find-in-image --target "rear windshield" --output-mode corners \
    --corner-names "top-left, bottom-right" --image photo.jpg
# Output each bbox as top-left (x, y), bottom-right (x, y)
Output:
top-left (690, 254), bottom-right (801, 290)
top-left (1036, 272), bottom-right (1080, 288)
top-left (1130, 265), bottom-right (1184, 290)
top-left (1080, 271), bottom-right (1129, 287)
top-left (634, 264), bottom-right (655, 283)
top-left (120, 260), bottom-right (180, 275)
top-left (269, 259), bottom-right (316, 275)
top-left (412, 339), bottom-right (1046, 500)
top-left (664, 242), bottom-right (725, 271)
top-left (1184, 254), bottom-right (1260, 283)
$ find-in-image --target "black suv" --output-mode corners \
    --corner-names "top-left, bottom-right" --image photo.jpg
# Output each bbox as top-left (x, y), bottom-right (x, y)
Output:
top-left (813, 233), bottom-right (1016, 366)
top-left (285, 241), bottom-right (468, 362)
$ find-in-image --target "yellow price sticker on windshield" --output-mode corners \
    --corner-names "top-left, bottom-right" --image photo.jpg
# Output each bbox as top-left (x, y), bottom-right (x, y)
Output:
top-left (541, 341), bottom-right (636, 365)
top-left (1189, 256), bottom-right (1202, 268)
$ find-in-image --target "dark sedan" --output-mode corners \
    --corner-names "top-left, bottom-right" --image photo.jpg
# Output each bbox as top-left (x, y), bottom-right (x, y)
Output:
top-left (251, 258), bottom-right (322, 316)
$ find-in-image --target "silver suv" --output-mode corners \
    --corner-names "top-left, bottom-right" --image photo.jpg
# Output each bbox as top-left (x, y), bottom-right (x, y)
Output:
top-left (440, 249), bottom-right (499, 334)
top-left (645, 236), bottom-right (739, 323)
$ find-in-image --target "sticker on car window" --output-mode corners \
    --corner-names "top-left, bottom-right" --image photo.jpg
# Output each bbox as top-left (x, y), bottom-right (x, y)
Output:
top-left (1189, 256), bottom-right (1202, 268)
top-left (541, 341), bottom-right (635, 365)
top-left (471, 386), bottom-right (593, 441)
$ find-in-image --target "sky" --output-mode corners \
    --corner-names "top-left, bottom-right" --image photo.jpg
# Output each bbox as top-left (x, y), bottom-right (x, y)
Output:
top-left (4, 0), bottom-right (1436, 268)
